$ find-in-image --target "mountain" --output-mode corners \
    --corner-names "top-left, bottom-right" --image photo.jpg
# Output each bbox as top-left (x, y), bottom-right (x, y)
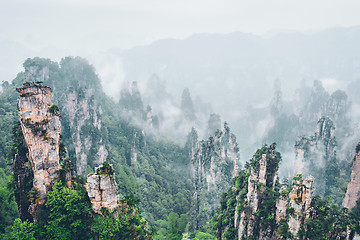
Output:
top-left (108, 27), bottom-right (360, 161)
top-left (1, 55), bottom-right (360, 239)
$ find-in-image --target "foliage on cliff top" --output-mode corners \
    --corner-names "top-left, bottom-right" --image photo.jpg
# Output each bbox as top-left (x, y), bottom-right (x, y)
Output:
top-left (247, 143), bottom-right (281, 188)
top-left (23, 57), bottom-right (54, 69)
top-left (97, 161), bottom-right (114, 175)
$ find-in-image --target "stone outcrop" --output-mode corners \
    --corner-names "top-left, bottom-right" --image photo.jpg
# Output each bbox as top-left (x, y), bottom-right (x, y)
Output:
top-left (286, 176), bottom-right (314, 236)
top-left (189, 123), bottom-right (240, 231)
top-left (343, 148), bottom-right (360, 210)
top-left (16, 82), bottom-right (61, 218)
top-left (86, 162), bottom-right (120, 215)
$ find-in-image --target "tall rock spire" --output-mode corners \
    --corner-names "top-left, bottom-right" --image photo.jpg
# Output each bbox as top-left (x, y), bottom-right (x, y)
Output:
top-left (16, 82), bottom-right (61, 218)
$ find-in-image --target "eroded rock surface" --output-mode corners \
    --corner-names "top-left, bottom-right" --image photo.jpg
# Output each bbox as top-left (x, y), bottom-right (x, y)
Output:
top-left (16, 82), bottom-right (61, 217)
top-left (86, 163), bottom-right (120, 215)
top-left (287, 176), bottom-right (314, 236)
top-left (343, 150), bottom-right (360, 210)
top-left (23, 57), bottom-right (109, 176)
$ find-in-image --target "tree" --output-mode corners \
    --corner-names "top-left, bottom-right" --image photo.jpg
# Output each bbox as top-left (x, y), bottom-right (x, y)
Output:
top-left (6, 218), bottom-right (35, 240)
top-left (39, 181), bottom-right (92, 240)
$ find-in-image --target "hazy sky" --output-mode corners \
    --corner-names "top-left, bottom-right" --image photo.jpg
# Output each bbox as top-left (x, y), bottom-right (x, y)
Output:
top-left (2, 0), bottom-right (360, 52)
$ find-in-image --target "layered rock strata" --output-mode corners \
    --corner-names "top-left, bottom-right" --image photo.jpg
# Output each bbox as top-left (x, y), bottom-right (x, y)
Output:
top-left (16, 82), bottom-right (61, 217)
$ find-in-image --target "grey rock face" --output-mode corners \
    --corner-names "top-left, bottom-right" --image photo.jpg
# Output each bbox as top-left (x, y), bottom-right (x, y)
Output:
top-left (86, 163), bottom-right (120, 215)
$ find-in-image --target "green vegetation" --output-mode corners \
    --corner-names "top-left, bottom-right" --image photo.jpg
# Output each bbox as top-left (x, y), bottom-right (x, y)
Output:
top-left (97, 161), bottom-right (114, 175)
top-left (1, 56), bottom-right (360, 239)
top-left (212, 144), bottom-right (360, 239)
top-left (1, 179), bottom-right (152, 240)
top-left (49, 105), bottom-right (60, 116)
top-left (92, 205), bottom-right (151, 240)
top-left (298, 196), bottom-right (360, 239)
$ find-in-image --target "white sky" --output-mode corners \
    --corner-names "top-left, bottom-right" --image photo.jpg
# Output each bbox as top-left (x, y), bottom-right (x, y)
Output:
top-left (2, 0), bottom-right (360, 52)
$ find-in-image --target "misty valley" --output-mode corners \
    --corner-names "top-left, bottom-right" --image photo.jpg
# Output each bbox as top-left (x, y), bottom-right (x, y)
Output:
top-left (1, 28), bottom-right (360, 240)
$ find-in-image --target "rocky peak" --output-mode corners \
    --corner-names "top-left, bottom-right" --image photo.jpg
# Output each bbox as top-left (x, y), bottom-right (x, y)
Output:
top-left (86, 162), bottom-right (120, 215)
top-left (243, 154), bottom-right (268, 237)
top-left (16, 82), bottom-right (61, 219)
top-left (236, 145), bottom-right (281, 239)
top-left (189, 123), bottom-right (240, 231)
top-left (294, 117), bottom-right (337, 197)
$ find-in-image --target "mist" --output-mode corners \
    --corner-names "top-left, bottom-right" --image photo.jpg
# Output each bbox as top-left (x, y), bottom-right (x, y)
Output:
top-left (2, 0), bottom-right (360, 187)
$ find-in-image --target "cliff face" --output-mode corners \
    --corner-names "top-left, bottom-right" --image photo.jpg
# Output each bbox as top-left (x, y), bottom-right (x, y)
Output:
top-left (285, 176), bottom-right (314, 237)
top-left (189, 123), bottom-right (240, 231)
top-left (240, 154), bottom-right (268, 238)
top-left (343, 150), bottom-right (360, 210)
top-left (64, 88), bottom-right (107, 175)
top-left (23, 57), bottom-right (108, 176)
top-left (86, 162), bottom-right (120, 215)
top-left (16, 82), bottom-right (61, 217)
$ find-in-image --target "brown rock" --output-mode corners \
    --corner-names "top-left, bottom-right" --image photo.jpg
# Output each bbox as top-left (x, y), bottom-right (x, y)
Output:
top-left (16, 82), bottom-right (61, 219)
top-left (343, 152), bottom-right (360, 210)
